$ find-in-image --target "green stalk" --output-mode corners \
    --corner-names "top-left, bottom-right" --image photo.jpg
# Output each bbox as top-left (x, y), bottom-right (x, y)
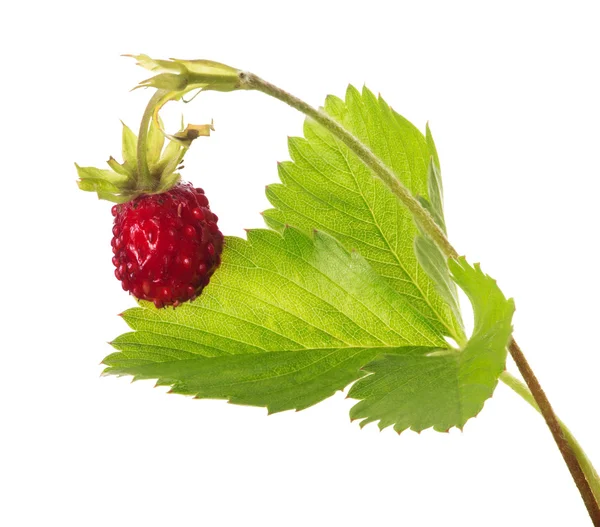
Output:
top-left (237, 71), bottom-right (600, 524)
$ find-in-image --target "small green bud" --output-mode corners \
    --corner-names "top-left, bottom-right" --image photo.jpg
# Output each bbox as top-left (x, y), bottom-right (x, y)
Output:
top-left (128, 54), bottom-right (240, 94)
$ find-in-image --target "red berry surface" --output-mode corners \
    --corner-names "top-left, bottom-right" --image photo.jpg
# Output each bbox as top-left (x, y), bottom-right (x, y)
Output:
top-left (111, 182), bottom-right (223, 308)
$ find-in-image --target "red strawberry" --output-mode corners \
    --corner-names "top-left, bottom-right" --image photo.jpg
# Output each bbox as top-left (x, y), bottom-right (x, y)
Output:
top-left (111, 182), bottom-right (223, 308)
top-left (77, 117), bottom-right (223, 308)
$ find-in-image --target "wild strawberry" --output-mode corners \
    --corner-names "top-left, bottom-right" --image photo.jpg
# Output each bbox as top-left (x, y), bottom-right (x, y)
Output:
top-left (77, 116), bottom-right (223, 308)
top-left (111, 183), bottom-right (223, 308)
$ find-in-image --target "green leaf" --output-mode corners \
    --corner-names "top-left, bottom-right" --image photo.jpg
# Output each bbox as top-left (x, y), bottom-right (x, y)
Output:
top-left (413, 128), bottom-right (463, 331)
top-left (104, 227), bottom-right (447, 412)
top-left (425, 124), bottom-right (441, 182)
top-left (348, 258), bottom-right (515, 432)
top-left (263, 86), bottom-right (464, 342)
top-left (421, 158), bottom-right (447, 233)
top-left (417, 125), bottom-right (446, 233)
top-left (106, 344), bottom-right (430, 414)
top-left (102, 82), bottom-right (512, 430)
top-left (414, 236), bottom-right (463, 332)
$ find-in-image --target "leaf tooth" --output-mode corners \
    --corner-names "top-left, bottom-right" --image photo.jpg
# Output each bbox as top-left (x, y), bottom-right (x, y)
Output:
top-left (360, 85), bottom-right (378, 107)
top-left (344, 84), bottom-right (362, 106)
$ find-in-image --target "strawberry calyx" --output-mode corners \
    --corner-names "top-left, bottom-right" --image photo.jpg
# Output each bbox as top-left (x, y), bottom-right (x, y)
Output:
top-left (77, 54), bottom-right (241, 203)
top-left (76, 115), bottom-right (214, 203)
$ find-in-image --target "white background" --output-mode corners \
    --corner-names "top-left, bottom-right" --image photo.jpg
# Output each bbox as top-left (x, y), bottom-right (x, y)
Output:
top-left (1, 1), bottom-right (599, 525)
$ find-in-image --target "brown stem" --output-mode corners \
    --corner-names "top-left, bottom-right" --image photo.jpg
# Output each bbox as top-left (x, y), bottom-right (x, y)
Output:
top-left (508, 340), bottom-right (600, 525)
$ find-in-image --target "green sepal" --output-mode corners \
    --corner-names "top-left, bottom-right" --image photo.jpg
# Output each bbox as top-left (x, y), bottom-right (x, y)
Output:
top-left (96, 190), bottom-right (138, 204)
top-left (75, 164), bottom-right (129, 194)
top-left (127, 55), bottom-right (241, 134)
top-left (139, 73), bottom-right (188, 92)
top-left (75, 164), bottom-right (128, 185)
top-left (77, 178), bottom-right (120, 194)
top-left (76, 163), bottom-right (137, 203)
top-left (129, 54), bottom-right (240, 93)
top-left (121, 122), bottom-right (137, 174)
top-left (156, 171), bottom-right (182, 193)
top-left (146, 116), bottom-right (166, 171)
top-left (76, 54), bottom-right (230, 204)
top-left (107, 156), bottom-right (131, 177)
top-left (77, 116), bottom-right (209, 203)
top-left (155, 136), bottom-right (184, 176)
